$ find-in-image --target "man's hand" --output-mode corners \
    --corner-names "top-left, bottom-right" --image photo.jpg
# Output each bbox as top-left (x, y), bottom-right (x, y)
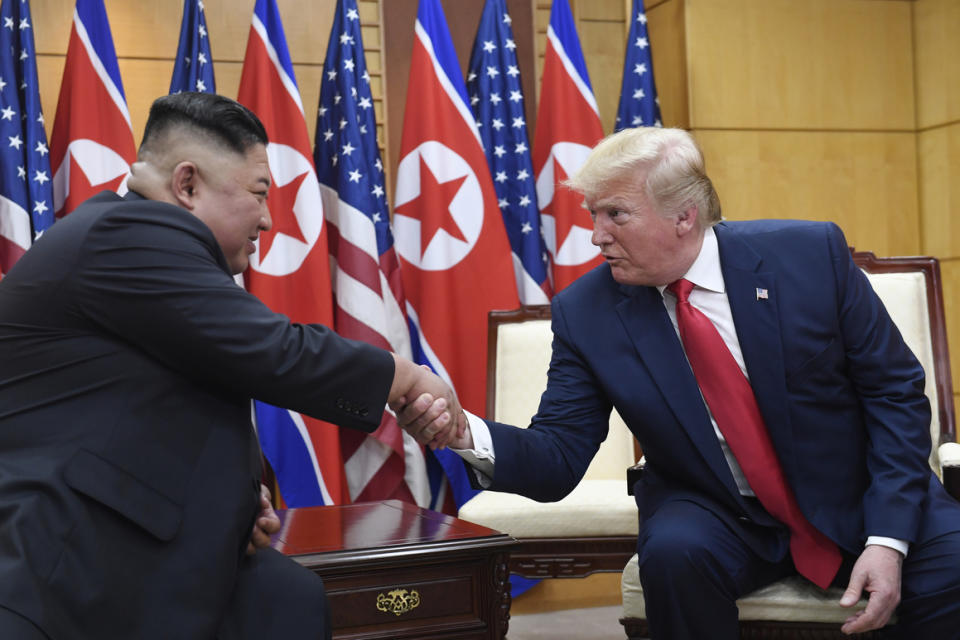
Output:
top-left (389, 356), bottom-right (464, 449)
top-left (246, 484), bottom-right (281, 555)
top-left (838, 544), bottom-right (903, 634)
top-left (397, 392), bottom-right (473, 450)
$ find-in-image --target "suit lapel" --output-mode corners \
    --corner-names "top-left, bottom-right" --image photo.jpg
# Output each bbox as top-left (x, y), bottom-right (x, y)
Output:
top-left (615, 286), bottom-right (742, 496)
top-left (716, 225), bottom-right (797, 479)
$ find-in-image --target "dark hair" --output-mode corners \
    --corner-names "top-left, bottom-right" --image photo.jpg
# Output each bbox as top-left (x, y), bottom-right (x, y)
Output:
top-left (141, 92), bottom-right (268, 154)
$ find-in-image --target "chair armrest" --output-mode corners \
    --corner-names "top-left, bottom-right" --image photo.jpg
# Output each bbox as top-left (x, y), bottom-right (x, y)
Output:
top-left (940, 442), bottom-right (960, 501)
top-left (626, 457), bottom-right (646, 496)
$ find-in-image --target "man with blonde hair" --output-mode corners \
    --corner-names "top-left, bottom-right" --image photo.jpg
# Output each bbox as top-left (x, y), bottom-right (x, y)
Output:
top-left (401, 127), bottom-right (960, 638)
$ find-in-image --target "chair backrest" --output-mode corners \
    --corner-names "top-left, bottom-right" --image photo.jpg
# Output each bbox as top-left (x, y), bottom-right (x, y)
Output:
top-left (853, 251), bottom-right (956, 474)
top-left (486, 306), bottom-right (638, 481)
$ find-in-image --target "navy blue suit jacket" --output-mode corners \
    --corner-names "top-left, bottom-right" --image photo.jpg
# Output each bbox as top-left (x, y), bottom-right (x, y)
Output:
top-left (485, 220), bottom-right (960, 560)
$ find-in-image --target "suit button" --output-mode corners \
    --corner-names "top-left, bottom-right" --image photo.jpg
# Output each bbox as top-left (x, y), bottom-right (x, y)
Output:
top-left (360, 407), bottom-right (369, 417)
top-left (336, 399), bottom-right (345, 409)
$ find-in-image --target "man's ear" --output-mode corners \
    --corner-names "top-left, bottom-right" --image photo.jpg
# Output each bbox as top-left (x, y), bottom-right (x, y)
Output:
top-left (171, 161), bottom-right (199, 209)
top-left (676, 205), bottom-right (699, 236)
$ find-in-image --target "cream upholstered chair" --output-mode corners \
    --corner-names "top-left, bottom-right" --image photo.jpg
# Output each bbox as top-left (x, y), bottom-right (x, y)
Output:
top-left (619, 251), bottom-right (960, 640)
top-left (457, 306), bottom-right (640, 578)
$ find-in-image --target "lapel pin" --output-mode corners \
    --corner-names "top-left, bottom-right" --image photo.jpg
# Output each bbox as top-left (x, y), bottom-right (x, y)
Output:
top-left (756, 288), bottom-right (769, 300)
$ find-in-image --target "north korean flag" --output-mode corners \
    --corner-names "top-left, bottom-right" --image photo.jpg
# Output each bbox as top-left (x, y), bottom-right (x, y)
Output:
top-left (237, 0), bottom-right (344, 507)
top-left (393, 0), bottom-right (518, 419)
top-left (50, 0), bottom-right (135, 218)
top-left (532, 0), bottom-right (605, 293)
top-left (394, 0), bottom-right (519, 509)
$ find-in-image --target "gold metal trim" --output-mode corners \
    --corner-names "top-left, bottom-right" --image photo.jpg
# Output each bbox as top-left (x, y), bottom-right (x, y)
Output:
top-left (376, 588), bottom-right (421, 616)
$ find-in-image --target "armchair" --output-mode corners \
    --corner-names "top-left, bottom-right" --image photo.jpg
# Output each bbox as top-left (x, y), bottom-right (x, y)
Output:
top-left (619, 251), bottom-right (959, 640)
top-left (457, 306), bottom-right (640, 579)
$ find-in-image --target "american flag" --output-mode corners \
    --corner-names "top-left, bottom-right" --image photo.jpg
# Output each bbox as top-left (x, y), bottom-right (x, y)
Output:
top-left (467, 0), bottom-right (550, 305)
top-left (169, 0), bottom-right (215, 94)
top-left (314, 0), bottom-right (431, 507)
top-left (615, 0), bottom-right (661, 131)
top-left (0, 0), bottom-right (52, 277)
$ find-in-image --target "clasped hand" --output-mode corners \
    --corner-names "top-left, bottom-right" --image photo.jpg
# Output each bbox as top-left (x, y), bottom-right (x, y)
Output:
top-left (389, 356), bottom-right (470, 450)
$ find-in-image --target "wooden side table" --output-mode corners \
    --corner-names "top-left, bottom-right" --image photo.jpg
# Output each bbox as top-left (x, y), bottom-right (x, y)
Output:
top-left (271, 500), bottom-right (517, 640)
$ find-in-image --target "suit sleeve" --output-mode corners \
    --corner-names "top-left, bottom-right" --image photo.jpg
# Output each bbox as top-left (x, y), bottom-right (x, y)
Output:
top-left (485, 296), bottom-right (612, 502)
top-left (65, 205), bottom-right (393, 433)
top-left (827, 223), bottom-right (932, 542)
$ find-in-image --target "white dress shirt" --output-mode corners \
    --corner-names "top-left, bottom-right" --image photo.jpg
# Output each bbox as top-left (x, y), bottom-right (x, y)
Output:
top-left (455, 226), bottom-right (906, 555)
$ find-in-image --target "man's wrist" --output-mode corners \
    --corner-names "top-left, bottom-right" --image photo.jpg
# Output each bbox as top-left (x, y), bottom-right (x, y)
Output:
top-left (865, 535), bottom-right (908, 557)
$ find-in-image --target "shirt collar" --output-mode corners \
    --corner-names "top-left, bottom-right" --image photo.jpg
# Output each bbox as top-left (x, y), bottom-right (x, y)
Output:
top-left (657, 226), bottom-right (724, 296)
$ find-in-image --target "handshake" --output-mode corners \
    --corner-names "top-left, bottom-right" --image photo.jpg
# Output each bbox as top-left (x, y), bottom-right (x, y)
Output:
top-left (388, 355), bottom-right (472, 450)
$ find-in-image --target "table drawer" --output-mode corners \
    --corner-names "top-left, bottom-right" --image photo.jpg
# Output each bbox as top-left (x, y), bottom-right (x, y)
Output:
top-left (324, 562), bottom-right (489, 638)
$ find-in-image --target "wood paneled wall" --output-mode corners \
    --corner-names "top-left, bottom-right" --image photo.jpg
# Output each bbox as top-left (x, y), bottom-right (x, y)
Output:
top-left (682, 0), bottom-right (920, 258)
top-left (914, 0), bottom-right (960, 415)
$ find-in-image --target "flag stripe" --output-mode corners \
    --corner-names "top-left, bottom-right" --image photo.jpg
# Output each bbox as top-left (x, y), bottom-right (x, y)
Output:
top-left (327, 224), bottom-right (383, 295)
top-left (329, 286), bottom-right (393, 349)
top-left (257, 404), bottom-right (334, 505)
top-left (250, 14), bottom-right (303, 115)
top-left (545, 25), bottom-right (599, 116)
top-left (0, 199), bottom-right (31, 252)
top-left (413, 21), bottom-right (483, 148)
top-left (71, 7), bottom-right (131, 129)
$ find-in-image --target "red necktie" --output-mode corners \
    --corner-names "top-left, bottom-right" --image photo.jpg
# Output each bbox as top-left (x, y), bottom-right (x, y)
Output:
top-left (669, 278), bottom-right (841, 589)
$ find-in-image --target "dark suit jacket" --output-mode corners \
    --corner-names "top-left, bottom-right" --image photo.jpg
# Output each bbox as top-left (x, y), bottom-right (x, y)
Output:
top-left (0, 191), bottom-right (393, 638)
top-left (485, 220), bottom-right (960, 562)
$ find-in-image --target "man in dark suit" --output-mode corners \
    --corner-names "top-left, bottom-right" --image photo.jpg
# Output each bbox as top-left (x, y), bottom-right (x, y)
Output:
top-left (401, 127), bottom-right (960, 638)
top-left (0, 92), bottom-right (460, 640)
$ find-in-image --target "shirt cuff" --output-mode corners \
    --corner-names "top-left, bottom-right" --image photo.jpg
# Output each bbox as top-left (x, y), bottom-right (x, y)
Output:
top-left (865, 536), bottom-right (909, 557)
top-left (450, 410), bottom-right (495, 488)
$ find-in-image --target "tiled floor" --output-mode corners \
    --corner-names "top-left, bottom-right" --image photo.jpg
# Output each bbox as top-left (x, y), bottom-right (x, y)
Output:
top-left (506, 605), bottom-right (629, 639)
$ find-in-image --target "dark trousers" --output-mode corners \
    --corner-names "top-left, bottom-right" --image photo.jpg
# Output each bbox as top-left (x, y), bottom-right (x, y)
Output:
top-left (217, 546), bottom-right (332, 640)
top-left (0, 606), bottom-right (48, 640)
top-left (0, 547), bottom-right (329, 640)
top-left (636, 500), bottom-right (960, 640)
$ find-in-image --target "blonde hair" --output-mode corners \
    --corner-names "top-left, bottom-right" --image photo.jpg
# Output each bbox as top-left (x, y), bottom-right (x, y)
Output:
top-left (565, 127), bottom-right (721, 226)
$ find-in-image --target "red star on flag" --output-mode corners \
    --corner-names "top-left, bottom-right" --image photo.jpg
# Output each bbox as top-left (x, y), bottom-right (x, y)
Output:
top-left (259, 170), bottom-right (309, 258)
top-left (543, 160), bottom-right (591, 252)
top-left (394, 155), bottom-right (468, 258)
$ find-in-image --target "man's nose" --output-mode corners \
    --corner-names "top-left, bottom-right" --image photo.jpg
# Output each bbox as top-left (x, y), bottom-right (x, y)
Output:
top-left (260, 210), bottom-right (272, 231)
top-left (592, 217), bottom-right (611, 246)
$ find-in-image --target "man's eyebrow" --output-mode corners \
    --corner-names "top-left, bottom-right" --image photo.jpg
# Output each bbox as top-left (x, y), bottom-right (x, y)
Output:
top-left (592, 197), bottom-right (628, 210)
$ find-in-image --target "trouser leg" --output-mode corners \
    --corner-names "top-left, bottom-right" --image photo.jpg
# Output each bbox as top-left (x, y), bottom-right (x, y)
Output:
top-left (887, 529), bottom-right (960, 638)
top-left (0, 606), bottom-right (49, 640)
top-left (636, 500), bottom-right (791, 640)
top-left (217, 547), bottom-right (331, 640)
